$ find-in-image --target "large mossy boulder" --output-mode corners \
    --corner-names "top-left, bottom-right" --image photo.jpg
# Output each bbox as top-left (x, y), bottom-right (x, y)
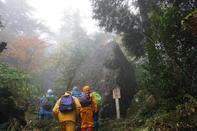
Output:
top-left (71, 42), bottom-right (137, 118)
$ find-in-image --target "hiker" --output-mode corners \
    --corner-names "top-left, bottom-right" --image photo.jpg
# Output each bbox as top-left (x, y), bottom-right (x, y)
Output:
top-left (52, 91), bottom-right (81, 131)
top-left (79, 85), bottom-right (98, 131)
top-left (92, 91), bottom-right (102, 131)
top-left (71, 86), bottom-right (81, 131)
top-left (72, 86), bottom-right (81, 98)
top-left (39, 89), bottom-right (56, 120)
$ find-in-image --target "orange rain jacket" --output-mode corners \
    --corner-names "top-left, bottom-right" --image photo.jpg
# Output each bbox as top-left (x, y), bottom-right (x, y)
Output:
top-left (80, 92), bottom-right (98, 128)
top-left (52, 92), bottom-right (81, 123)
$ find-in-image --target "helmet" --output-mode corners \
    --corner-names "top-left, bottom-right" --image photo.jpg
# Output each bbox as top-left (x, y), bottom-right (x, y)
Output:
top-left (83, 85), bottom-right (90, 92)
top-left (72, 86), bottom-right (78, 91)
top-left (47, 89), bottom-right (53, 95)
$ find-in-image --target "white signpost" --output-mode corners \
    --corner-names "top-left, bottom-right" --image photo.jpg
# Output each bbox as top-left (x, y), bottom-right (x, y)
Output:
top-left (113, 87), bottom-right (121, 119)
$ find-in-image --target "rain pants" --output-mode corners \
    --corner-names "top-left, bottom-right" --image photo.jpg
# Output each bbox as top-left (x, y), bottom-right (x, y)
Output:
top-left (80, 93), bottom-right (98, 129)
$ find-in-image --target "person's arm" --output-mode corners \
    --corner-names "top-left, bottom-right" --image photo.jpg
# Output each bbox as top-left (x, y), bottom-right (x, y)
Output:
top-left (52, 98), bottom-right (61, 120)
top-left (40, 96), bottom-right (44, 106)
top-left (91, 94), bottom-right (98, 113)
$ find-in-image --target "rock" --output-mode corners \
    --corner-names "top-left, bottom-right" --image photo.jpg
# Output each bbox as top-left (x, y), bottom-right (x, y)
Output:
top-left (71, 42), bottom-right (137, 118)
top-left (182, 10), bottom-right (197, 37)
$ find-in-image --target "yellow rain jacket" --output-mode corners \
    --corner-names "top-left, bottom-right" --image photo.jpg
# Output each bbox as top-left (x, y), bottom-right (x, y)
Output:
top-left (52, 92), bottom-right (81, 123)
top-left (80, 92), bottom-right (98, 128)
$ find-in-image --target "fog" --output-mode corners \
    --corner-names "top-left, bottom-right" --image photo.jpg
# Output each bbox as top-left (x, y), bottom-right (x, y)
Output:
top-left (0, 0), bottom-right (113, 91)
top-left (28, 0), bottom-right (99, 33)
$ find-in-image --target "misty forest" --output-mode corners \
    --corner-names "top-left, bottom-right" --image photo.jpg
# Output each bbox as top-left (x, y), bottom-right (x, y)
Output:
top-left (0, 0), bottom-right (197, 131)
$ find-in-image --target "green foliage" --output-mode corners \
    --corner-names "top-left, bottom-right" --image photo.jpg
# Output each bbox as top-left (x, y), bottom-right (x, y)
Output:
top-left (99, 119), bottom-right (136, 131)
top-left (91, 0), bottom-right (146, 57)
top-left (0, 62), bottom-right (41, 98)
top-left (142, 93), bottom-right (197, 130)
top-left (130, 1), bottom-right (197, 129)
top-left (0, 63), bottom-right (27, 97)
top-left (0, 62), bottom-right (41, 130)
top-left (144, 0), bottom-right (197, 97)
top-left (23, 119), bottom-right (59, 131)
top-left (0, 119), bottom-right (22, 131)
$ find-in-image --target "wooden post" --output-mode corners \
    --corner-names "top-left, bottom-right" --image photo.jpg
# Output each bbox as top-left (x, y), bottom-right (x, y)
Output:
top-left (115, 98), bottom-right (120, 119)
top-left (113, 87), bottom-right (121, 119)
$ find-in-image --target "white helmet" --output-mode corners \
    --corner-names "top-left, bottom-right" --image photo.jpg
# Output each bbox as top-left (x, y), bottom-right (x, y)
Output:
top-left (72, 86), bottom-right (78, 91)
top-left (47, 89), bottom-right (53, 95)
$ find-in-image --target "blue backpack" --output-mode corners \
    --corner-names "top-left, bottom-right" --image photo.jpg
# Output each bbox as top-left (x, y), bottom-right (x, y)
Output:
top-left (72, 91), bottom-right (80, 98)
top-left (41, 96), bottom-right (55, 111)
top-left (59, 95), bottom-right (76, 113)
top-left (79, 92), bottom-right (92, 107)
